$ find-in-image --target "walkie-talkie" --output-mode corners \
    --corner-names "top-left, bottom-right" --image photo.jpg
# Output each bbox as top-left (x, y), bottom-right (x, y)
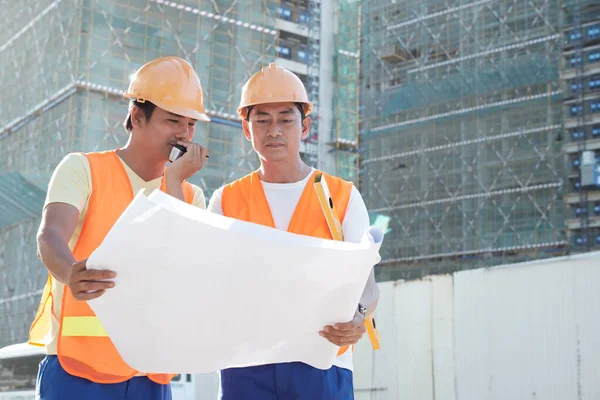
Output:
top-left (169, 144), bottom-right (187, 163)
top-left (169, 144), bottom-right (210, 163)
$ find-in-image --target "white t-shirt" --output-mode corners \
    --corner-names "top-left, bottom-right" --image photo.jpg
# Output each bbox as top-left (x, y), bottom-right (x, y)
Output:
top-left (207, 169), bottom-right (371, 372)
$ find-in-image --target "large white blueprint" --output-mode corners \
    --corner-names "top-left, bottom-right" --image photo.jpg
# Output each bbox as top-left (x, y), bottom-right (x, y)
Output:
top-left (87, 190), bottom-right (383, 374)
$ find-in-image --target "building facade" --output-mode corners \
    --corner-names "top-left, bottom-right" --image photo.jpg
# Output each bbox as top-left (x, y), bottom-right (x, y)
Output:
top-left (358, 0), bottom-right (599, 280)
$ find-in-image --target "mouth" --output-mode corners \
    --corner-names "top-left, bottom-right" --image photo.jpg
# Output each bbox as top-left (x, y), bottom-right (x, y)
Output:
top-left (265, 143), bottom-right (285, 148)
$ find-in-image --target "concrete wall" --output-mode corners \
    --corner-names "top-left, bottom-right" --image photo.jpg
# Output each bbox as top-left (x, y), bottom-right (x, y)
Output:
top-left (353, 251), bottom-right (600, 400)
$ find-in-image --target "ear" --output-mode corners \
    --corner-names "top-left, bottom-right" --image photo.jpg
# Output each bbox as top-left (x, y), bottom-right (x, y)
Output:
top-left (130, 105), bottom-right (146, 129)
top-left (242, 119), bottom-right (252, 142)
top-left (301, 117), bottom-right (312, 141)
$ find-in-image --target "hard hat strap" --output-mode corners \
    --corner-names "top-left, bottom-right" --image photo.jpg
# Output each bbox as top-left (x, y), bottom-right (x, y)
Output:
top-left (295, 103), bottom-right (306, 120)
top-left (245, 106), bottom-right (254, 121)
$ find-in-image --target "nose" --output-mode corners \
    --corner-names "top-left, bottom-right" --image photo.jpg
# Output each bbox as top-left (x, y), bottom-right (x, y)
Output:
top-left (175, 124), bottom-right (193, 141)
top-left (266, 124), bottom-right (283, 138)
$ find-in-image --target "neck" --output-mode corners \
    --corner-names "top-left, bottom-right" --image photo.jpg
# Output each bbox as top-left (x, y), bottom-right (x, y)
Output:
top-left (257, 157), bottom-right (312, 183)
top-left (116, 141), bottom-right (166, 182)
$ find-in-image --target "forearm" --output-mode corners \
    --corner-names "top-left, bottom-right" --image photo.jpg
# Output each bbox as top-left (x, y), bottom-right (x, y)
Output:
top-left (37, 230), bottom-right (76, 285)
top-left (359, 269), bottom-right (380, 316)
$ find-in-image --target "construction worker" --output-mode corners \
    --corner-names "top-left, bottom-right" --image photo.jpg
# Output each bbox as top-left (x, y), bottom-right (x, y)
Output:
top-left (207, 63), bottom-right (380, 399)
top-left (28, 56), bottom-right (210, 400)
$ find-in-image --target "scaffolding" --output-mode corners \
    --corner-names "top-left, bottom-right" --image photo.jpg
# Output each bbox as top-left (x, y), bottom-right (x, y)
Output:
top-left (359, 0), bottom-right (568, 280)
top-left (0, 0), bottom-right (326, 348)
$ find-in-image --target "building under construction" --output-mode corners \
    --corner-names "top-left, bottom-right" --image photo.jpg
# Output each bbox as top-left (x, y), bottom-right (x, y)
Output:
top-left (0, 0), bottom-right (361, 348)
top-left (359, 0), bottom-right (600, 280)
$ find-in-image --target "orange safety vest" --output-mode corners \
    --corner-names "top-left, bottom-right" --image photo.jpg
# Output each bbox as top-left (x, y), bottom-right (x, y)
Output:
top-left (221, 170), bottom-right (354, 355)
top-left (29, 150), bottom-right (194, 384)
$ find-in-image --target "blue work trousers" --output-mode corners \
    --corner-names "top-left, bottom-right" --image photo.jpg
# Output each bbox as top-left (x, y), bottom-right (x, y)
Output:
top-left (220, 362), bottom-right (354, 400)
top-left (36, 355), bottom-right (172, 400)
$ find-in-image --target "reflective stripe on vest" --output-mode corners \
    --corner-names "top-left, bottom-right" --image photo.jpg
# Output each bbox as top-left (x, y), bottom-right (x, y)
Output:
top-left (61, 316), bottom-right (109, 337)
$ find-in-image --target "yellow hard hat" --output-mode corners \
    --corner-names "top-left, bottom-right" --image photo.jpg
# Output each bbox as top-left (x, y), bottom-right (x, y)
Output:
top-left (237, 63), bottom-right (313, 120)
top-left (124, 56), bottom-right (210, 122)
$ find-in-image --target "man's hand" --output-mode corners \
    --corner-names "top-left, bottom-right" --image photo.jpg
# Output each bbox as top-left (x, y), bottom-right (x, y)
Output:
top-left (167, 141), bottom-right (208, 182)
top-left (68, 259), bottom-right (116, 301)
top-left (319, 310), bottom-right (366, 347)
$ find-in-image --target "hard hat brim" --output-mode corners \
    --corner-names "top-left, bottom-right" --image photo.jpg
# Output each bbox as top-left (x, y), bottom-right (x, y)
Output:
top-left (162, 104), bottom-right (211, 122)
top-left (124, 93), bottom-right (211, 122)
top-left (237, 101), bottom-right (313, 120)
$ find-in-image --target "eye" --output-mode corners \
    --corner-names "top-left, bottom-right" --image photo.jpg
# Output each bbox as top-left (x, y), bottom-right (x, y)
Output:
top-left (256, 120), bottom-right (268, 124)
top-left (188, 122), bottom-right (196, 127)
top-left (169, 119), bottom-right (180, 123)
top-left (282, 119), bottom-right (293, 123)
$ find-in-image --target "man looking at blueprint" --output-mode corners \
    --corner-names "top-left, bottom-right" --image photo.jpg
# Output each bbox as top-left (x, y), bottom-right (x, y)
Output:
top-left (28, 56), bottom-right (209, 400)
top-left (207, 62), bottom-right (380, 399)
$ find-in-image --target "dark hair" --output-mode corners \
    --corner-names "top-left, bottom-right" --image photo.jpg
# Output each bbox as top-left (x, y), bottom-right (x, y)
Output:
top-left (124, 100), bottom-right (157, 131)
top-left (245, 102), bottom-right (306, 121)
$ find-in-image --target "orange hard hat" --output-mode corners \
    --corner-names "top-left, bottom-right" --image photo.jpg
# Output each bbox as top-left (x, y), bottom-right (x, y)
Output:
top-left (237, 63), bottom-right (313, 120)
top-left (124, 56), bottom-right (210, 122)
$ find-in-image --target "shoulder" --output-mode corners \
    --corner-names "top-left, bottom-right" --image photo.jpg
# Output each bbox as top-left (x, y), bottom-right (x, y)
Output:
top-left (49, 152), bottom-right (91, 186)
top-left (207, 185), bottom-right (226, 215)
top-left (319, 172), bottom-right (354, 198)
top-left (55, 152), bottom-right (90, 172)
top-left (221, 173), bottom-right (256, 202)
top-left (341, 186), bottom-right (370, 243)
top-left (346, 186), bottom-right (368, 219)
top-left (210, 171), bottom-right (255, 215)
top-left (223, 173), bottom-right (255, 191)
top-left (45, 153), bottom-right (92, 212)
top-left (320, 171), bottom-right (353, 186)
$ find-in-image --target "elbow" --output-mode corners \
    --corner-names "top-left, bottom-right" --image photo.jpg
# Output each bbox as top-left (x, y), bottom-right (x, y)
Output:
top-left (36, 225), bottom-right (55, 262)
top-left (36, 228), bottom-right (47, 261)
top-left (364, 274), bottom-right (380, 313)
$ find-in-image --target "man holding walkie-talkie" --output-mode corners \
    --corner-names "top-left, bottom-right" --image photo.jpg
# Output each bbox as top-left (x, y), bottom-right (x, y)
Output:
top-left (29, 56), bottom-right (209, 400)
top-left (207, 63), bottom-right (381, 399)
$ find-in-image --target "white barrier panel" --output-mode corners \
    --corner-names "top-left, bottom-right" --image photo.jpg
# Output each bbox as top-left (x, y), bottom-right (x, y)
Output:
top-left (353, 251), bottom-right (600, 400)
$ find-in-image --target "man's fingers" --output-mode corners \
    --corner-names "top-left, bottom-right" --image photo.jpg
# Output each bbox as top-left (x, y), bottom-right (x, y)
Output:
top-left (326, 320), bottom-right (366, 333)
top-left (74, 290), bottom-right (106, 301)
top-left (80, 280), bottom-right (115, 292)
top-left (320, 323), bottom-right (366, 343)
top-left (332, 322), bottom-right (360, 331)
top-left (176, 141), bottom-right (209, 162)
top-left (319, 331), bottom-right (364, 346)
top-left (71, 260), bottom-right (115, 281)
top-left (194, 145), bottom-right (206, 160)
top-left (334, 314), bottom-right (365, 330)
top-left (81, 269), bottom-right (116, 280)
top-left (320, 327), bottom-right (366, 341)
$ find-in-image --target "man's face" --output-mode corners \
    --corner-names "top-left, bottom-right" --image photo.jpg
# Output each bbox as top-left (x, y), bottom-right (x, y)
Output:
top-left (131, 106), bottom-right (197, 159)
top-left (243, 102), bottom-right (310, 163)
